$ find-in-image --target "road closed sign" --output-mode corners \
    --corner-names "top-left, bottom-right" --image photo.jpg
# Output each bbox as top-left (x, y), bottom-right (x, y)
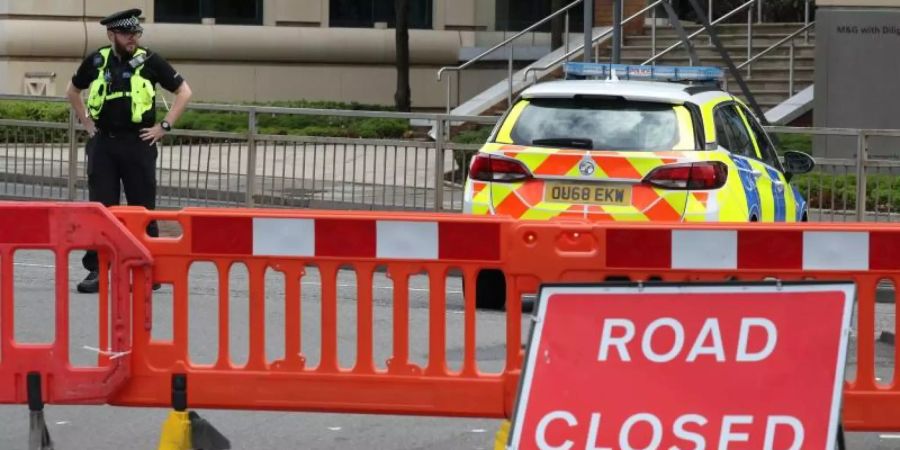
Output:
top-left (508, 282), bottom-right (854, 450)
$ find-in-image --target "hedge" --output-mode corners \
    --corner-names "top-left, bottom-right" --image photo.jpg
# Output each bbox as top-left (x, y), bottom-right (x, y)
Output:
top-left (0, 99), bottom-right (411, 142)
top-left (794, 173), bottom-right (900, 212)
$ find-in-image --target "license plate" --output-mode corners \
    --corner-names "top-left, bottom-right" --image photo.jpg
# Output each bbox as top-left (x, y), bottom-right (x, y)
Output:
top-left (545, 182), bottom-right (632, 206)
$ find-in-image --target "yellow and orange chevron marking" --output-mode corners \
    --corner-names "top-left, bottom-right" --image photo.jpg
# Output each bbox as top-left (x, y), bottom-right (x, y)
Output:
top-left (475, 144), bottom-right (694, 222)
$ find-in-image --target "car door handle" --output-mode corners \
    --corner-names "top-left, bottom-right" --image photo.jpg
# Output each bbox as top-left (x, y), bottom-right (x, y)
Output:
top-left (751, 170), bottom-right (763, 179)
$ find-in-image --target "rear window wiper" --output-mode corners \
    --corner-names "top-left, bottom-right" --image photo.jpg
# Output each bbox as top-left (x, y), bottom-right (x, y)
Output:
top-left (531, 138), bottom-right (594, 149)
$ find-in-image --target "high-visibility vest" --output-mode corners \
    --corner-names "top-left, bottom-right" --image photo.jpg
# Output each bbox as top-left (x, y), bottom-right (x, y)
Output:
top-left (86, 47), bottom-right (155, 123)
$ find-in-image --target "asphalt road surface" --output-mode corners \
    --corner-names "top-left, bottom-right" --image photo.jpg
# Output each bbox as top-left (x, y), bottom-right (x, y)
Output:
top-left (0, 251), bottom-right (896, 449)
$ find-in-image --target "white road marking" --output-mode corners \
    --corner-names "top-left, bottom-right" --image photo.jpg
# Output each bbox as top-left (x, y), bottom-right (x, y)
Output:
top-left (300, 281), bottom-right (462, 294)
top-left (13, 262), bottom-right (55, 269)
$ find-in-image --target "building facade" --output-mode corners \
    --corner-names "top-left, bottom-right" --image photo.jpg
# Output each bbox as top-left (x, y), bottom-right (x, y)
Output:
top-left (0, 0), bottom-right (647, 108)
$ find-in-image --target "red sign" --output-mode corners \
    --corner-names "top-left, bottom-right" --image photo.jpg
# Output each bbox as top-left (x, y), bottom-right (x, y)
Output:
top-left (509, 282), bottom-right (854, 450)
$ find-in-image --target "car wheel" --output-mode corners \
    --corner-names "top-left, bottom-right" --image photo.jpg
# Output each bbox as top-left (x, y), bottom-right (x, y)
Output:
top-left (476, 269), bottom-right (506, 310)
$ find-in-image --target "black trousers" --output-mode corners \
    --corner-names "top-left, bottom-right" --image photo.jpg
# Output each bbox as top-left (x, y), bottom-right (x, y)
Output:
top-left (82, 131), bottom-right (159, 272)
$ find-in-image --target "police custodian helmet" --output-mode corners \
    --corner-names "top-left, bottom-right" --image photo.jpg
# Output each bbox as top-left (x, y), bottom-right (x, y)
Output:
top-left (100, 8), bottom-right (144, 33)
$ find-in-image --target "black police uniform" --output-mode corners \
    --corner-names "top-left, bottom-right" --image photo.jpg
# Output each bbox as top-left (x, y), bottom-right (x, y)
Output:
top-left (72, 9), bottom-right (185, 292)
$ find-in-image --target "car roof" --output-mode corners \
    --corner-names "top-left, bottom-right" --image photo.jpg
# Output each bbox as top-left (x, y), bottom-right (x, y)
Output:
top-left (520, 79), bottom-right (726, 105)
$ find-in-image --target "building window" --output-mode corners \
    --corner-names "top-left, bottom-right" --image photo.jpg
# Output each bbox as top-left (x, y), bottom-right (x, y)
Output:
top-left (495, 0), bottom-right (583, 32)
top-left (329, 0), bottom-right (433, 29)
top-left (155, 0), bottom-right (263, 25)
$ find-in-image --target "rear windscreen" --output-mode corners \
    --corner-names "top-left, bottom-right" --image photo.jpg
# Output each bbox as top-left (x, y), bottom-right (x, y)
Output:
top-left (507, 98), bottom-right (692, 151)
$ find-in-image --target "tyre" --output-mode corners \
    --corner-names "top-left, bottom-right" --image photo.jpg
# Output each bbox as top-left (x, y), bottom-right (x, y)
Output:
top-left (475, 269), bottom-right (506, 310)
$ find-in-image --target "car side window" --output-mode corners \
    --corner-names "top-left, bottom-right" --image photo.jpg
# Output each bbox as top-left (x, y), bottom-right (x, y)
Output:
top-left (713, 104), bottom-right (754, 158)
top-left (739, 105), bottom-right (783, 171)
top-left (714, 109), bottom-right (733, 151)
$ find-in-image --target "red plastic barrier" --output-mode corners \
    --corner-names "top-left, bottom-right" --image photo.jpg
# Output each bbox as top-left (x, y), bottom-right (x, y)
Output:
top-left (110, 207), bottom-right (515, 417)
top-left (107, 205), bottom-right (900, 431)
top-left (0, 202), bottom-right (152, 405)
top-left (503, 220), bottom-right (900, 431)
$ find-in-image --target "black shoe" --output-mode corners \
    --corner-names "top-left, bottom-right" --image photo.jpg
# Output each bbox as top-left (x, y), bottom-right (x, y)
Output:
top-left (77, 270), bottom-right (100, 294)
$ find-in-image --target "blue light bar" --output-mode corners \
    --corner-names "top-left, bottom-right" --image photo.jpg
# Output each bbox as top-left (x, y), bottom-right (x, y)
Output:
top-left (564, 62), bottom-right (724, 82)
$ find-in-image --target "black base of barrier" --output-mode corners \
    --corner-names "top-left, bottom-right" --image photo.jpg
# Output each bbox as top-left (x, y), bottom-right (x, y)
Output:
top-left (27, 372), bottom-right (54, 450)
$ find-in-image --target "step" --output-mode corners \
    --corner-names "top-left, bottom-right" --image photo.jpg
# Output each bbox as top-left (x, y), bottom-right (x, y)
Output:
top-left (727, 87), bottom-right (813, 97)
top-left (724, 68), bottom-right (816, 77)
top-left (624, 38), bottom-right (816, 52)
top-left (727, 80), bottom-right (815, 91)
top-left (616, 42), bottom-right (816, 56)
top-left (615, 40), bottom-right (815, 50)
top-left (609, 48), bottom-right (816, 59)
top-left (607, 57), bottom-right (815, 70)
top-left (725, 72), bottom-right (815, 82)
top-left (728, 78), bottom-right (815, 88)
top-left (627, 33), bottom-right (816, 46)
top-left (614, 46), bottom-right (815, 61)
top-left (605, 43), bottom-right (816, 55)
top-left (730, 88), bottom-right (813, 105)
top-left (646, 23), bottom-right (813, 36)
top-left (601, 60), bottom-right (818, 70)
top-left (647, 29), bottom-right (816, 40)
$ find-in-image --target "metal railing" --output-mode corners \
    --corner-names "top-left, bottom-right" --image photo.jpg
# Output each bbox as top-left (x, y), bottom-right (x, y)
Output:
top-left (436, 0), bottom-right (814, 118)
top-left (0, 95), bottom-right (495, 212)
top-left (535, 0), bottom-right (815, 89)
top-left (523, 0), bottom-right (666, 84)
top-left (437, 0), bottom-right (585, 113)
top-left (644, 0), bottom-right (758, 67)
top-left (647, 0), bottom-right (814, 80)
top-left (730, 21), bottom-right (816, 97)
top-left (769, 126), bottom-right (900, 222)
top-left (1, 96), bottom-right (896, 222)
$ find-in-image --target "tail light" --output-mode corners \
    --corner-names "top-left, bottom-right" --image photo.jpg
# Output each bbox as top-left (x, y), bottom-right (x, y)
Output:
top-left (469, 154), bottom-right (533, 182)
top-left (643, 161), bottom-right (728, 190)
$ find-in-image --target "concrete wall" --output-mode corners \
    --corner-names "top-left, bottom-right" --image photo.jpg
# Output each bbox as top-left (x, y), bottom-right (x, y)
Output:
top-left (0, 0), bottom-right (154, 19)
top-left (268, 0), bottom-right (327, 27)
top-left (0, 0), bottom-right (530, 108)
top-left (0, 0), bottom-right (484, 29)
top-left (0, 57), bottom-right (506, 107)
top-left (0, 17), bottom-right (487, 108)
top-left (814, 6), bottom-right (900, 158)
top-left (434, 0), bottom-right (481, 30)
top-left (0, 21), bottom-right (462, 65)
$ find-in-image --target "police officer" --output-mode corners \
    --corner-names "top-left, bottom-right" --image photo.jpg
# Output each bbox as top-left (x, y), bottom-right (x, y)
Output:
top-left (66, 8), bottom-right (193, 293)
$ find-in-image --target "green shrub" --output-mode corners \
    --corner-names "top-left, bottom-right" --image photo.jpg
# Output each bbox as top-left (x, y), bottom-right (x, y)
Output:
top-left (793, 173), bottom-right (900, 212)
top-left (0, 99), bottom-right (411, 141)
top-left (773, 133), bottom-right (812, 154)
top-left (0, 100), bottom-right (69, 122)
top-left (452, 128), bottom-right (492, 145)
top-left (354, 118), bottom-right (409, 139)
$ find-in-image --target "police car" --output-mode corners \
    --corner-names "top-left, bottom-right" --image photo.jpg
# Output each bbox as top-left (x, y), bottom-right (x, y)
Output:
top-left (465, 63), bottom-right (815, 308)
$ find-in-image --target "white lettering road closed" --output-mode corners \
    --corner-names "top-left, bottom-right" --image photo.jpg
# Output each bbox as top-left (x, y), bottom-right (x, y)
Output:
top-left (507, 282), bottom-right (854, 450)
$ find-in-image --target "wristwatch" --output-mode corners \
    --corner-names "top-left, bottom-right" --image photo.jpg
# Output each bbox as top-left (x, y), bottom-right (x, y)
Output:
top-left (160, 120), bottom-right (172, 132)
